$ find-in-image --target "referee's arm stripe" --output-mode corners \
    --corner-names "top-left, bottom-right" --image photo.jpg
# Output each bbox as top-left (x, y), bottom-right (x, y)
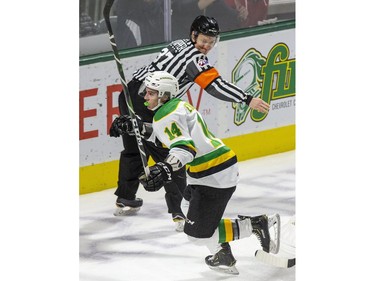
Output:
top-left (194, 68), bottom-right (220, 89)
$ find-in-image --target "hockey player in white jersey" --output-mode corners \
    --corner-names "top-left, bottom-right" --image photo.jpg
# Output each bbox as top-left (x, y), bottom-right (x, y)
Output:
top-left (135, 71), bottom-right (280, 275)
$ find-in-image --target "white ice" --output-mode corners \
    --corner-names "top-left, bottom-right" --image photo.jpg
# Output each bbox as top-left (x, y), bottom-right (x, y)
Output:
top-left (80, 151), bottom-right (295, 281)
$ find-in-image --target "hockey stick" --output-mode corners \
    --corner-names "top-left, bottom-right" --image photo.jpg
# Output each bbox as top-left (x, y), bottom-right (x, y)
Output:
top-left (103, 0), bottom-right (150, 177)
top-left (255, 250), bottom-right (295, 268)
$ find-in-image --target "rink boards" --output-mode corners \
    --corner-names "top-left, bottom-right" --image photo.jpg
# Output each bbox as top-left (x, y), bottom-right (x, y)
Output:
top-left (79, 23), bottom-right (295, 194)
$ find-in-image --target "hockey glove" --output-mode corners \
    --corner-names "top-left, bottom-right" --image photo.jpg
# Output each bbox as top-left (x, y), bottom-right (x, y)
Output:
top-left (139, 162), bottom-right (173, 192)
top-left (109, 115), bottom-right (153, 138)
top-left (109, 115), bottom-right (134, 137)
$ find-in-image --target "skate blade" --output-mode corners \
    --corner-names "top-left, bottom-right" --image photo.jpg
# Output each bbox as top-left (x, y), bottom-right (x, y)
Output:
top-left (113, 207), bottom-right (140, 216)
top-left (267, 214), bottom-right (281, 254)
top-left (208, 265), bottom-right (239, 275)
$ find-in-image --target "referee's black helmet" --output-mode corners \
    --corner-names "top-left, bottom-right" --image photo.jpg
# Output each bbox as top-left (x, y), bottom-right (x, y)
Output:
top-left (190, 15), bottom-right (220, 38)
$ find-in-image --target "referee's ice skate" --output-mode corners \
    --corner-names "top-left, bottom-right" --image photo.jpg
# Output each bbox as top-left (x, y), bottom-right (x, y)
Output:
top-left (113, 197), bottom-right (143, 216)
top-left (205, 243), bottom-right (239, 275)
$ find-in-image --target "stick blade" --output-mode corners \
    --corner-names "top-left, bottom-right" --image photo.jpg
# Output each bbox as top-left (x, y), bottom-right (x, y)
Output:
top-left (255, 250), bottom-right (295, 268)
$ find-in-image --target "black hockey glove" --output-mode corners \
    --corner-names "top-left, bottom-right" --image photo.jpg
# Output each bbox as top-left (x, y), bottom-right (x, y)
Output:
top-left (139, 162), bottom-right (173, 192)
top-left (109, 115), bottom-right (134, 137)
top-left (109, 115), bottom-right (153, 139)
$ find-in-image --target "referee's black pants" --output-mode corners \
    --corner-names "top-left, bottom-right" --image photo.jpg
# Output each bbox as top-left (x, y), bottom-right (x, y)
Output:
top-left (114, 79), bottom-right (187, 215)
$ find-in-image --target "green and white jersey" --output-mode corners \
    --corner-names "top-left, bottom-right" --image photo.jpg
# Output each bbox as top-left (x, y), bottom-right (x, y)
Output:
top-left (152, 98), bottom-right (239, 188)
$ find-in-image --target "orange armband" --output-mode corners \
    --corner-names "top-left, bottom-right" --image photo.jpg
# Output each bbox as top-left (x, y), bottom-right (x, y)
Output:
top-left (194, 68), bottom-right (220, 89)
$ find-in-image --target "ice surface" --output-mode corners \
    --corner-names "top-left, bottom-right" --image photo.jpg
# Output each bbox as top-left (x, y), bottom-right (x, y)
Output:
top-left (80, 151), bottom-right (295, 281)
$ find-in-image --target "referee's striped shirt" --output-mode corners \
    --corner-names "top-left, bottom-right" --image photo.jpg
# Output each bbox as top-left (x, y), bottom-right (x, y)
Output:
top-left (133, 39), bottom-right (252, 105)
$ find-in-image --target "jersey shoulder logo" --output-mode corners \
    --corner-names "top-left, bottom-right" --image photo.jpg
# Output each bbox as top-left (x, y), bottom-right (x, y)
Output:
top-left (197, 58), bottom-right (208, 67)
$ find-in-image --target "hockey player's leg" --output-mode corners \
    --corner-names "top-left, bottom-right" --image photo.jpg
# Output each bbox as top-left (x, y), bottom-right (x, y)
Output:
top-left (148, 144), bottom-right (188, 231)
top-left (184, 185), bottom-right (238, 274)
top-left (164, 185), bottom-right (185, 231)
top-left (163, 169), bottom-right (186, 232)
top-left (180, 184), bottom-right (191, 215)
top-left (237, 214), bottom-right (280, 254)
top-left (200, 213), bottom-right (280, 273)
top-left (205, 242), bottom-right (239, 275)
top-left (187, 236), bottom-right (239, 275)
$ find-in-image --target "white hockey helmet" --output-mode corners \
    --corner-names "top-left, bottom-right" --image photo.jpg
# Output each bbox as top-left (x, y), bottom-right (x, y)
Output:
top-left (144, 71), bottom-right (179, 100)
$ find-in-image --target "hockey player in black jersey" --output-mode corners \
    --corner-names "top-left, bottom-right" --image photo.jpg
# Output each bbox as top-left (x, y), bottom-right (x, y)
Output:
top-left (109, 15), bottom-right (270, 232)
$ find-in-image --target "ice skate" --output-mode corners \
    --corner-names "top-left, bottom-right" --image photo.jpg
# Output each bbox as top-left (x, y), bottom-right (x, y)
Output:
top-left (238, 213), bottom-right (280, 254)
top-left (172, 213), bottom-right (185, 232)
top-left (114, 197), bottom-right (143, 216)
top-left (205, 243), bottom-right (239, 275)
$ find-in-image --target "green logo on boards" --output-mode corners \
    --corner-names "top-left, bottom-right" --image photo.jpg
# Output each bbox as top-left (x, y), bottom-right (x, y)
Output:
top-left (232, 43), bottom-right (295, 124)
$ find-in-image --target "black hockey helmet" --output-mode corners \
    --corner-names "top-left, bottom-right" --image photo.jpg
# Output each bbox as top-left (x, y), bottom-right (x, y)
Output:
top-left (190, 15), bottom-right (220, 38)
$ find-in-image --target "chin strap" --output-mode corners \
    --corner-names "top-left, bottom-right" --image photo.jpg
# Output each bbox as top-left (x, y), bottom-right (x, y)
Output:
top-left (149, 103), bottom-right (163, 111)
